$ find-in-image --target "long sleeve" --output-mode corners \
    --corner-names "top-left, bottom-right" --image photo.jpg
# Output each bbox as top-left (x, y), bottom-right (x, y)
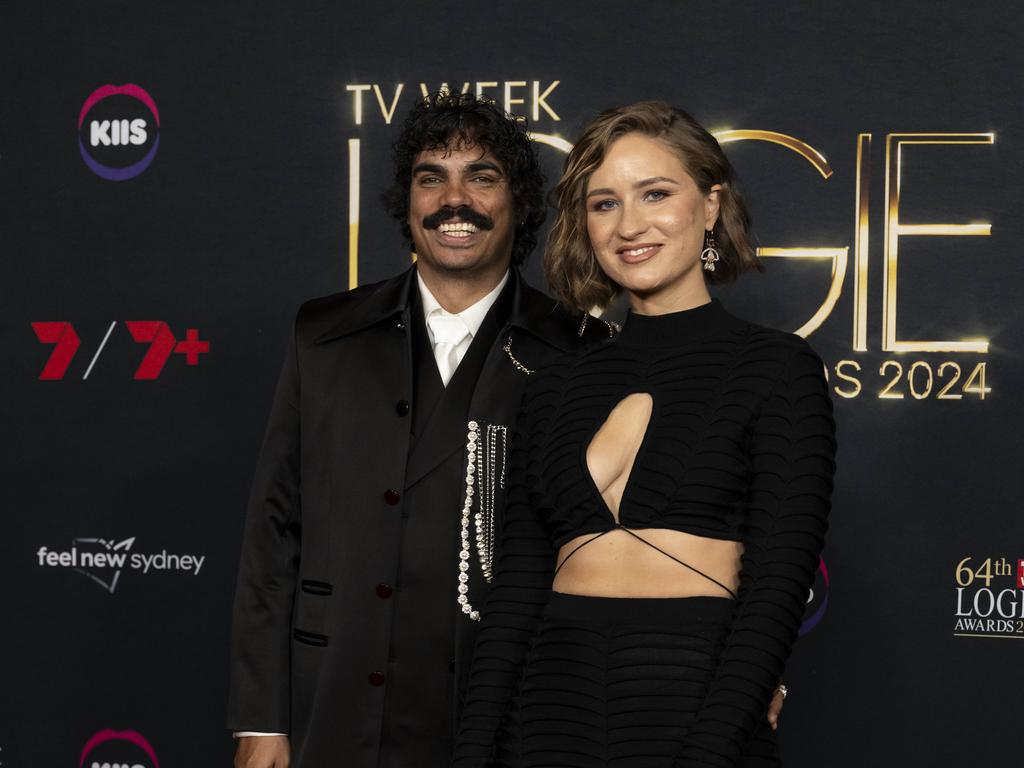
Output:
top-left (674, 339), bottom-right (837, 767)
top-left (226, 317), bottom-right (302, 733)
top-left (453, 369), bottom-right (560, 766)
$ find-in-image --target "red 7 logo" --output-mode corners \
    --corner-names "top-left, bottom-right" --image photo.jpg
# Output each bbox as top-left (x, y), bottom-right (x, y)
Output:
top-left (126, 321), bottom-right (176, 380)
top-left (32, 322), bottom-right (80, 380)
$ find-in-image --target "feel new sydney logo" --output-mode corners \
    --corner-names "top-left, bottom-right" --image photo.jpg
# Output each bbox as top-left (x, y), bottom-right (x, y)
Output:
top-left (36, 536), bottom-right (206, 593)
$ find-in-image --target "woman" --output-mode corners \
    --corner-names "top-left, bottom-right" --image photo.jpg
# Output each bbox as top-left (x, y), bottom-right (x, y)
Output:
top-left (453, 102), bottom-right (836, 767)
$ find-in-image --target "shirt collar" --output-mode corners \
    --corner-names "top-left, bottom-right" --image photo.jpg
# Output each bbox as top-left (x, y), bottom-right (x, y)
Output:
top-left (416, 268), bottom-right (511, 339)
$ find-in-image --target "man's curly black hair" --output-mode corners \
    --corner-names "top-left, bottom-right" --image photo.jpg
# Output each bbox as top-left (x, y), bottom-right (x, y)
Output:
top-left (384, 90), bottom-right (546, 267)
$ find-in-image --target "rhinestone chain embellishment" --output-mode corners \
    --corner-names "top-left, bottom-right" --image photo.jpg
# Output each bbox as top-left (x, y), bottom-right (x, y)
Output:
top-left (477, 424), bottom-right (505, 581)
top-left (577, 314), bottom-right (620, 338)
top-left (459, 421), bottom-right (481, 620)
top-left (502, 336), bottom-right (534, 375)
top-left (458, 420), bottom-right (505, 621)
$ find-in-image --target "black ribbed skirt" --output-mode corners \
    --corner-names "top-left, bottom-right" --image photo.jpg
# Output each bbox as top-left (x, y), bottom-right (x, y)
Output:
top-left (491, 592), bottom-right (779, 767)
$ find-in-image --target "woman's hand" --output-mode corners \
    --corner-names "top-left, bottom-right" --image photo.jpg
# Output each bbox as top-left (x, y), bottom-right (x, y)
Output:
top-left (767, 682), bottom-right (787, 731)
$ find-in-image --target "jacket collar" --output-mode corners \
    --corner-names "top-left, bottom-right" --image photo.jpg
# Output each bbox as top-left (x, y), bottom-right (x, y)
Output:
top-left (314, 264), bottom-right (583, 353)
top-left (505, 268), bottom-right (580, 353)
top-left (313, 266), bottom-right (416, 344)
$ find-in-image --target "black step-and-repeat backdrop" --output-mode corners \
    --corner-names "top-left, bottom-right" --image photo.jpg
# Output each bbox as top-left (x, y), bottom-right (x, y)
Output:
top-left (3, 1), bottom-right (1021, 765)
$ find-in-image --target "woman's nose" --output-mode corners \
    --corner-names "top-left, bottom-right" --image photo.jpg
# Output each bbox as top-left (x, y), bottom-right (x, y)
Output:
top-left (617, 201), bottom-right (647, 239)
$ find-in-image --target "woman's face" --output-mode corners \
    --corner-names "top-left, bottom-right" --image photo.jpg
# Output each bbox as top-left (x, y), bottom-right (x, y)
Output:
top-left (585, 133), bottom-right (720, 311)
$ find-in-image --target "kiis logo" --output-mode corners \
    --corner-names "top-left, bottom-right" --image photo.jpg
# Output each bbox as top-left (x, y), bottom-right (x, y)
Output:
top-left (78, 84), bottom-right (160, 181)
top-left (80, 729), bottom-right (158, 768)
top-left (799, 557), bottom-right (829, 636)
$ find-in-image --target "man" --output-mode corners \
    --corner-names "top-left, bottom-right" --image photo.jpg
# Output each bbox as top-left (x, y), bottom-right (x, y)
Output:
top-left (227, 92), bottom-right (785, 768)
top-left (227, 91), bottom-right (614, 768)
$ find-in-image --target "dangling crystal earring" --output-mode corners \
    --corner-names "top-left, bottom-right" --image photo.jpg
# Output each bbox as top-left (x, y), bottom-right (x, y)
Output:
top-left (700, 230), bottom-right (720, 272)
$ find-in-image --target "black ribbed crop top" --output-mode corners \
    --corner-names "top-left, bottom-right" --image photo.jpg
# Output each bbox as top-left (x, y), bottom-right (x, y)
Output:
top-left (453, 298), bottom-right (837, 767)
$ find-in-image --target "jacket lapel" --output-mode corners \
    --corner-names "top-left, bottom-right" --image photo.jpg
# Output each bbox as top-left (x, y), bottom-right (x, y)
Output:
top-left (409, 286), bottom-right (445, 446)
top-left (404, 278), bottom-right (514, 489)
top-left (465, 269), bottom-right (593, 420)
top-left (313, 267), bottom-right (415, 345)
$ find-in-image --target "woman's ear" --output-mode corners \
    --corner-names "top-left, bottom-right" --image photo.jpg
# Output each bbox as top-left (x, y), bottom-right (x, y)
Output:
top-left (705, 183), bottom-right (722, 230)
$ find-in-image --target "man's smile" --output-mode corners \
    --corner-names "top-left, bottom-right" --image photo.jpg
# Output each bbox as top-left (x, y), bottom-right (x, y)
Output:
top-left (433, 221), bottom-right (485, 248)
top-left (437, 222), bottom-right (480, 237)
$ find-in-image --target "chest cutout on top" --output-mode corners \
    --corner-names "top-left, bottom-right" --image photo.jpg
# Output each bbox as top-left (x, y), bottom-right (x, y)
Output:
top-left (584, 392), bottom-right (653, 522)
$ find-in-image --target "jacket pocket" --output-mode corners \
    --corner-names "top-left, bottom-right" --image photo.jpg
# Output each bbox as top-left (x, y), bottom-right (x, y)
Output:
top-left (300, 579), bottom-right (332, 596)
top-left (292, 628), bottom-right (329, 647)
top-left (292, 579), bottom-right (332, 645)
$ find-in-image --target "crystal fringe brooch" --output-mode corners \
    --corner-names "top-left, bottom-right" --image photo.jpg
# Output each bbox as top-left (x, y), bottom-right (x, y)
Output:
top-left (457, 420), bottom-right (506, 621)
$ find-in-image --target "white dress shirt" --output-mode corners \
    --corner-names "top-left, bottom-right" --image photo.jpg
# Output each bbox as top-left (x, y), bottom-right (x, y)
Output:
top-left (233, 268), bottom-right (510, 739)
top-left (418, 269), bottom-right (510, 384)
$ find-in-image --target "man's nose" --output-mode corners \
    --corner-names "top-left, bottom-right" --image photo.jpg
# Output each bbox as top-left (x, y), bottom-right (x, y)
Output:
top-left (440, 179), bottom-right (469, 209)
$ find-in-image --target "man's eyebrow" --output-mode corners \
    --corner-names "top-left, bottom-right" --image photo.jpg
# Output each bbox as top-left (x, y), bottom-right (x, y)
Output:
top-left (586, 176), bottom-right (680, 198)
top-left (412, 163), bottom-right (446, 176)
top-left (465, 161), bottom-right (503, 174)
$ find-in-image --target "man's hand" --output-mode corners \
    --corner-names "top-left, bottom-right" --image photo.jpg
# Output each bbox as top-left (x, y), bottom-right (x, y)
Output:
top-left (767, 684), bottom-right (786, 731)
top-left (234, 735), bottom-right (290, 768)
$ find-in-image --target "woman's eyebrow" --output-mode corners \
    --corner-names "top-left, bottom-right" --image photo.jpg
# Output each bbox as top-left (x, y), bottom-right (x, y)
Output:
top-left (634, 176), bottom-right (679, 188)
top-left (586, 176), bottom-right (680, 198)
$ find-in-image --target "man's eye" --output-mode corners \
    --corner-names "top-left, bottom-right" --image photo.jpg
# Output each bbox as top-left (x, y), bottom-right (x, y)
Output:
top-left (472, 175), bottom-right (496, 184)
top-left (418, 176), bottom-right (442, 186)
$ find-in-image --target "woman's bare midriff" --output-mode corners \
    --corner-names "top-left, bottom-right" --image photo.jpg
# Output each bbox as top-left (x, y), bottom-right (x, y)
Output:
top-left (551, 528), bottom-right (743, 599)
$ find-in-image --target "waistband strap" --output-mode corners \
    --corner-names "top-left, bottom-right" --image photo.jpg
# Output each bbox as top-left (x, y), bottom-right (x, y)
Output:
top-left (553, 524), bottom-right (739, 600)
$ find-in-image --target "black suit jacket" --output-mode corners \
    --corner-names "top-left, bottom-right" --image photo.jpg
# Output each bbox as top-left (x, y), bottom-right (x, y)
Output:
top-left (227, 266), bottom-right (612, 767)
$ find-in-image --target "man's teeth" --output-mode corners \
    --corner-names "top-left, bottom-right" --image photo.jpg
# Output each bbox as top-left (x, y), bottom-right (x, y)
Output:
top-left (623, 246), bottom-right (654, 257)
top-left (438, 222), bottom-right (479, 237)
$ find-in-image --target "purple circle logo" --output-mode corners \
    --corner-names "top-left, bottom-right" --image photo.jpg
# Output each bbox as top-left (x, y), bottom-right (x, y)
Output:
top-left (79, 728), bottom-right (159, 768)
top-left (78, 84), bottom-right (160, 181)
top-left (799, 556), bottom-right (830, 636)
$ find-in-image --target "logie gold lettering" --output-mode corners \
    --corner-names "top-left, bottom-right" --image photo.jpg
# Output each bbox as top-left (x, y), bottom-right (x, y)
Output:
top-left (504, 81), bottom-right (527, 116)
top-left (833, 360), bottom-right (862, 399)
top-left (532, 80), bottom-right (560, 121)
top-left (883, 133), bottom-right (993, 353)
top-left (348, 139), bottom-right (360, 289)
top-left (345, 84), bottom-right (372, 125)
top-left (475, 81), bottom-right (499, 99)
top-left (853, 134), bottom-right (871, 351)
top-left (419, 82), bottom-right (472, 98)
top-left (372, 84), bottom-right (405, 125)
top-left (350, 81), bottom-right (561, 123)
top-left (715, 130), bottom-right (846, 339)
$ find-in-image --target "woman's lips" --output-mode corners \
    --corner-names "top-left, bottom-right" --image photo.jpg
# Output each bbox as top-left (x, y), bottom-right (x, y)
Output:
top-left (617, 243), bottom-right (662, 264)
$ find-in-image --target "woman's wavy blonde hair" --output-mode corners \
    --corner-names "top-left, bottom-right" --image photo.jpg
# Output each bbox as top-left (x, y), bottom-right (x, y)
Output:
top-left (545, 101), bottom-right (760, 312)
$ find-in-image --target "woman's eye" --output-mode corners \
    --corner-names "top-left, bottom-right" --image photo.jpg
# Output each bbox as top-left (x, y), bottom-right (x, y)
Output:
top-left (644, 189), bottom-right (668, 202)
top-left (591, 199), bottom-right (617, 211)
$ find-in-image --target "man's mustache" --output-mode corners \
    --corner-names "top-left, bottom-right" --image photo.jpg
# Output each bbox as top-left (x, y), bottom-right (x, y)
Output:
top-left (422, 205), bottom-right (494, 232)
